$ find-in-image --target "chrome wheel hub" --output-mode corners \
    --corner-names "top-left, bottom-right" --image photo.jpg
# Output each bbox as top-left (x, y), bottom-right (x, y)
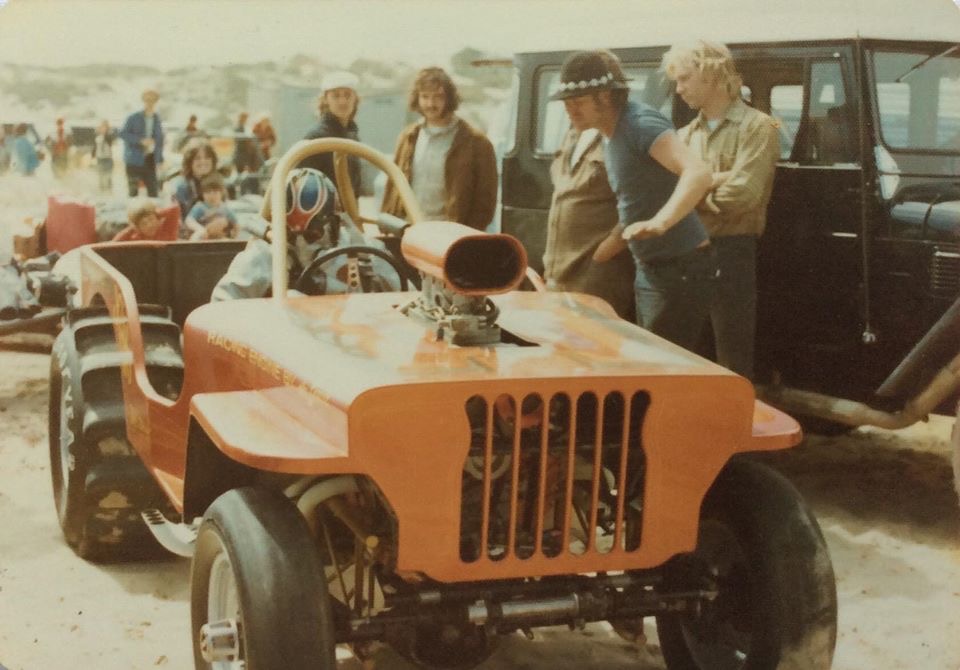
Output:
top-left (199, 618), bottom-right (241, 664)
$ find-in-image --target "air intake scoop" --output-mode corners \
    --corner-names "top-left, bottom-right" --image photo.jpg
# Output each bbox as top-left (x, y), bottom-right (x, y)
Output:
top-left (401, 222), bottom-right (527, 296)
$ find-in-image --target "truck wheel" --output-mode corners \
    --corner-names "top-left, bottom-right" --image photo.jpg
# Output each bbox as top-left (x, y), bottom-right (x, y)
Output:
top-left (191, 487), bottom-right (336, 669)
top-left (656, 458), bottom-right (837, 670)
top-left (47, 307), bottom-right (183, 560)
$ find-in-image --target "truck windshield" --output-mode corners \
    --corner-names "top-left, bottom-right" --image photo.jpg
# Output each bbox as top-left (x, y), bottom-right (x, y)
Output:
top-left (872, 47), bottom-right (960, 152)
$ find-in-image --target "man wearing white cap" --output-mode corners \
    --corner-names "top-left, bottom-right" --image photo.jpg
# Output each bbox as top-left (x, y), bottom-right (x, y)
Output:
top-left (299, 70), bottom-right (362, 193)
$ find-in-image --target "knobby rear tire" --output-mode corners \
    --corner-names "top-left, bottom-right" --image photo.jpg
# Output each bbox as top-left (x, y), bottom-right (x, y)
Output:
top-left (47, 307), bottom-right (183, 561)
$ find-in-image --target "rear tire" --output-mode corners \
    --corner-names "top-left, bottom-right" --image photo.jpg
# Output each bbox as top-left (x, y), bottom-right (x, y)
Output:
top-left (47, 306), bottom-right (183, 560)
top-left (656, 458), bottom-right (837, 670)
top-left (191, 487), bottom-right (336, 669)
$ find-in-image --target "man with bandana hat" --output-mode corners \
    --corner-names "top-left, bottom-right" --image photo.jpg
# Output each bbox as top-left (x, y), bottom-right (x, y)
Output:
top-left (551, 50), bottom-right (716, 352)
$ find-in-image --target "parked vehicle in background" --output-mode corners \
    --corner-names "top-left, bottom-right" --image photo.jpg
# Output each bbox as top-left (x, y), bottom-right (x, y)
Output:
top-left (501, 11), bottom-right (960, 462)
top-left (69, 125), bottom-right (97, 154)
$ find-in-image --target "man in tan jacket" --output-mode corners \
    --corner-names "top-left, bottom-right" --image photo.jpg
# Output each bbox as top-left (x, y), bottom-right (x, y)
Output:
top-left (381, 67), bottom-right (498, 230)
top-left (544, 127), bottom-right (635, 320)
top-left (664, 40), bottom-right (780, 380)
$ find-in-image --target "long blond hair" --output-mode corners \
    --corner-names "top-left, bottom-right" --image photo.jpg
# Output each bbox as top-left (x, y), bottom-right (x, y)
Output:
top-left (662, 40), bottom-right (742, 100)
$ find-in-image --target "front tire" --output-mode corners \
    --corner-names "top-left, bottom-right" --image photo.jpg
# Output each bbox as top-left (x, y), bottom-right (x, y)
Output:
top-left (656, 458), bottom-right (837, 670)
top-left (191, 487), bottom-right (336, 669)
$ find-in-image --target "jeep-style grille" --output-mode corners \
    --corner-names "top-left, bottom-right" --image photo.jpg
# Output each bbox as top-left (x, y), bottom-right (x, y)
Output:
top-left (459, 391), bottom-right (648, 563)
top-left (930, 245), bottom-right (960, 299)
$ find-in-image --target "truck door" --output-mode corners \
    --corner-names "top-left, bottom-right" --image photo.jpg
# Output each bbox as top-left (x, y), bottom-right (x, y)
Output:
top-left (750, 48), bottom-right (867, 395)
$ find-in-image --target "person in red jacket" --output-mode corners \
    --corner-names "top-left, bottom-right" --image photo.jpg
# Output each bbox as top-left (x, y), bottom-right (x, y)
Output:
top-left (113, 200), bottom-right (163, 241)
top-left (46, 118), bottom-right (72, 179)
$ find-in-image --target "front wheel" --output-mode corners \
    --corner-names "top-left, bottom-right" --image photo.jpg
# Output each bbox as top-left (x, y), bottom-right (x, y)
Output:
top-left (191, 487), bottom-right (336, 669)
top-left (656, 458), bottom-right (837, 670)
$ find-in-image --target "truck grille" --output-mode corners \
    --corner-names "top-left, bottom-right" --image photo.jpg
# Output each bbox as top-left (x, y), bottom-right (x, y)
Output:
top-left (930, 245), bottom-right (960, 299)
top-left (459, 391), bottom-right (648, 563)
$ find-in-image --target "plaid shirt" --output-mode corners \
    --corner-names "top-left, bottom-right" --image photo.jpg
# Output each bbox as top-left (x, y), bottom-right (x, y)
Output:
top-left (678, 98), bottom-right (780, 237)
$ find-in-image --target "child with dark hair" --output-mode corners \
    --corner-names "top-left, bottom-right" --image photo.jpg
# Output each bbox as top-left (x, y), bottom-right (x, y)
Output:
top-left (184, 173), bottom-right (237, 240)
top-left (113, 200), bottom-right (163, 241)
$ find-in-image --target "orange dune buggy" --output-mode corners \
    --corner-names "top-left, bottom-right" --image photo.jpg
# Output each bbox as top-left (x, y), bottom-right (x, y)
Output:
top-left (48, 138), bottom-right (837, 669)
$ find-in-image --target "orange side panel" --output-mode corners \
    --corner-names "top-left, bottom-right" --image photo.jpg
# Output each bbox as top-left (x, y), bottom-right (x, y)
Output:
top-left (749, 400), bottom-right (803, 451)
top-left (190, 387), bottom-right (351, 473)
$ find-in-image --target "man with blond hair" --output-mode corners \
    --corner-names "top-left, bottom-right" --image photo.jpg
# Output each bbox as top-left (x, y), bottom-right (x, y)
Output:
top-left (663, 40), bottom-right (780, 380)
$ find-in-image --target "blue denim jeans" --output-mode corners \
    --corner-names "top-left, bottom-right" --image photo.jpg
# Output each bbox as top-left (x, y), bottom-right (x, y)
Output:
top-left (709, 235), bottom-right (757, 380)
top-left (634, 245), bottom-right (719, 352)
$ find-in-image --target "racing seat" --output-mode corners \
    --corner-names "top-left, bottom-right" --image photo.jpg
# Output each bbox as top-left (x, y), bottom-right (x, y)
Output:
top-left (155, 203), bottom-right (181, 241)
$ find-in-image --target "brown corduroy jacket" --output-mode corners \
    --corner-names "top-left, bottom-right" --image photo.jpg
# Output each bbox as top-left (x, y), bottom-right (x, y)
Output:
top-left (381, 117), bottom-right (498, 230)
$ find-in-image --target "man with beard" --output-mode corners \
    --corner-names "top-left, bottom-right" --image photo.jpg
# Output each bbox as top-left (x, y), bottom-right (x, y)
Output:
top-left (381, 67), bottom-right (497, 230)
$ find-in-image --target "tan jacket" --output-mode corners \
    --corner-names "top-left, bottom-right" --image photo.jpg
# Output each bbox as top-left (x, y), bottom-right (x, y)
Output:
top-left (678, 98), bottom-right (780, 237)
top-left (381, 117), bottom-right (498, 230)
top-left (543, 129), bottom-right (635, 319)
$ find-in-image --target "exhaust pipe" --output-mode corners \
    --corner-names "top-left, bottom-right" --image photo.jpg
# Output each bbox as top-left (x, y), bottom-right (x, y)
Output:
top-left (759, 353), bottom-right (960, 430)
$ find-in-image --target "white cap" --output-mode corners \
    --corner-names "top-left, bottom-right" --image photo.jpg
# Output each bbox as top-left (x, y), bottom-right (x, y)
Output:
top-left (321, 71), bottom-right (359, 94)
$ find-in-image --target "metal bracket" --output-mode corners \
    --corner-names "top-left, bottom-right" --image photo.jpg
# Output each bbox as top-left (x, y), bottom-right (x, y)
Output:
top-left (141, 509), bottom-right (198, 557)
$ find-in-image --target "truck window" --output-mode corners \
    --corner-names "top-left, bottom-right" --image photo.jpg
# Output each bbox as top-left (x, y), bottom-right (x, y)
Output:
top-left (872, 48), bottom-right (960, 152)
top-left (534, 64), bottom-right (671, 156)
top-left (792, 60), bottom-right (856, 164)
top-left (489, 69), bottom-right (519, 159)
top-left (770, 84), bottom-right (803, 159)
top-left (738, 59), bottom-right (805, 161)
